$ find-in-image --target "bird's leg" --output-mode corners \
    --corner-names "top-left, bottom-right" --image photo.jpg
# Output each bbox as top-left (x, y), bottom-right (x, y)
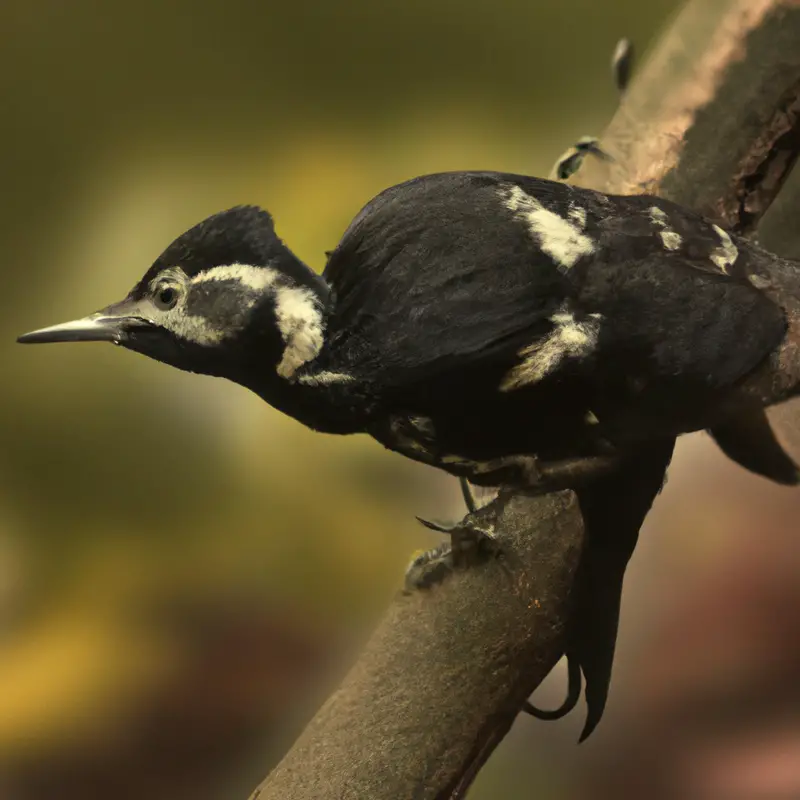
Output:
top-left (385, 414), bottom-right (619, 502)
top-left (406, 455), bottom-right (622, 590)
top-left (461, 453), bottom-right (622, 493)
top-left (460, 476), bottom-right (478, 513)
top-left (413, 477), bottom-right (478, 534)
top-left (533, 453), bottom-right (621, 491)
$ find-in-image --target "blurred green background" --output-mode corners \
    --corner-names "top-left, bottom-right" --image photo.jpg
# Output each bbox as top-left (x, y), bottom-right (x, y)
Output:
top-left (5, 1), bottom-right (800, 798)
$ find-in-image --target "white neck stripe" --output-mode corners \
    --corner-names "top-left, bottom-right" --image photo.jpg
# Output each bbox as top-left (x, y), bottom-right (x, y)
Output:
top-left (191, 263), bottom-right (281, 292)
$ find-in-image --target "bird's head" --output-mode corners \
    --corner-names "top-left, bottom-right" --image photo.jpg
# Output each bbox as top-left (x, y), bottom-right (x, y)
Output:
top-left (18, 206), bottom-right (329, 388)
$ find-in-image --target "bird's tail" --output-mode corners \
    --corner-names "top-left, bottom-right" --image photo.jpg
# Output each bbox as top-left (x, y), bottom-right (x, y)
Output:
top-left (709, 407), bottom-right (799, 485)
top-left (572, 438), bottom-right (675, 741)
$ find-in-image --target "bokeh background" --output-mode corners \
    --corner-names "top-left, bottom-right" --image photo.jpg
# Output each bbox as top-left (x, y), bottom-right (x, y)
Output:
top-left (3, 0), bottom-right (800, 797)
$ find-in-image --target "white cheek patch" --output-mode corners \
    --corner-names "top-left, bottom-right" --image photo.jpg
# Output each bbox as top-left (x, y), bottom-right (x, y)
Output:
top-left (648, 206), bottom-right (682, 251)
top-left (274, 285), bottom-right (324, 378)
top-left (500, 306), bottom-right (602, 391)
top-left (500, 185), bottom-right (595, 271)
top-left (151, 264), bottom-right (282, 346)
top-left (709, 224), bottom-right (738, 274)
top-left (156, 307), bottom-right (228, 345)
top-left (150, 262), bottom-right (326, 377)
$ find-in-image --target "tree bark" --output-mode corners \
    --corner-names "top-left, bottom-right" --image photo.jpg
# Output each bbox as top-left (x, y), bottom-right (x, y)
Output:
top-left (252, 491), bottom-right (582, 800)
top-left (250, 1), bottom-right (800, 797)
top-left (580, 0), bottom-right (800, 228)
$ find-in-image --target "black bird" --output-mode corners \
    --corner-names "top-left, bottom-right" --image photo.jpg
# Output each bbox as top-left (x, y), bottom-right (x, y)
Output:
top-left (18, 171), bottom-right (800, 739)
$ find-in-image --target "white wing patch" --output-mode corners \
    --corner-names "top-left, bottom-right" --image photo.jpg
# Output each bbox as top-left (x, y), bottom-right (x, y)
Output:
top-left (568, 204), bottom-right (587, 228)
top-left (584, 410), bottom-right (600, 425)
top-left (648, 206), bottom-right (682, 251)
top-left (500, 306), bottom-right (602, 391)
top-left (274, 285), bottom-right (324, 378)
top-left (660, 231), bottom-right (682, 250)
top-left (500, 185), bottom-right (594, 271)
top-left (298, 370), bottom-right (355, 386)
top-left (709, 224), bottom-right (738, 274)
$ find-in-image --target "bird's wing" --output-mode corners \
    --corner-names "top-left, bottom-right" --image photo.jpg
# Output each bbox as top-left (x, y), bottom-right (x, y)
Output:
top-left (322, 172), bottom-right (572, 387)
top-left (321, 172), bottom-right (785, 394)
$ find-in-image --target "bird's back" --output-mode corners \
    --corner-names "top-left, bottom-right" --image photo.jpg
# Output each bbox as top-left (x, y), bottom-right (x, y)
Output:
top-left (314, 171), bottom-right (786, 456)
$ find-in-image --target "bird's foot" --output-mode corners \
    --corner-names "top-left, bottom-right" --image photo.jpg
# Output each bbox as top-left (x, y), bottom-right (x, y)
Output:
top-left (404, 541), bottom-right (455, 591)
top-left (413, 478), bottom-right (481, 533)
top-left (405, 513), bottom-right (500, 591)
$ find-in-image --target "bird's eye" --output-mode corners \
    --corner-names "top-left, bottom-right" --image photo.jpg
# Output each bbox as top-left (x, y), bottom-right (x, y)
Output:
top-left (154, 285), bottom-right (179, 310)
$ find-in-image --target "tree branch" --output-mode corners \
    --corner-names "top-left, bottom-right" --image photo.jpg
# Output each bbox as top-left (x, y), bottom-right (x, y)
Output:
top-left (580, 0), bottom-right (800, 228)
top-left (249, 1), bottom-right (800, 797)
top-left (252, 491), bottom-right (584, 800)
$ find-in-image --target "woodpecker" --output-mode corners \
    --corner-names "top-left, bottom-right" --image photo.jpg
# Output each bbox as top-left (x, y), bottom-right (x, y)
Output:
top-left (18, 171), bottom-right (800, 739)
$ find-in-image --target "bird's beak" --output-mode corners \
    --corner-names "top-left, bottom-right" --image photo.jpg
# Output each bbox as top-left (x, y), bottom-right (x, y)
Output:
top-left (17, 300), bottom-right (153, 345)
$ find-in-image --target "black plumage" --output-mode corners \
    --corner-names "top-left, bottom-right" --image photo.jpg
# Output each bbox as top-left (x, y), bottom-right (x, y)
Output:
top-left (18, 170), bottom-right (800, 739)
top-left (572, 438), bottom-right (675, 740)
top-left (315, 173), bottom-right (789, 479)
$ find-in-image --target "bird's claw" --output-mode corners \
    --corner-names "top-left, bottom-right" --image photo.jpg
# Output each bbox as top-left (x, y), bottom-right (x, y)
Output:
top-left (448, 517), bottom-right (499, 568)
top-left (413, 477), bottom-right (483, 535)
top-left (406, 513), bottom-right (501, 590)
top-left (414, 515), bottom-right (458, 534)
top-left (404, 541), bottom-right (455, 591)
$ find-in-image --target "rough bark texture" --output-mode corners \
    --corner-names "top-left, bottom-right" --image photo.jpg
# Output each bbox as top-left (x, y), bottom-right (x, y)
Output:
top-left (250, 0), bottom-right (800, 797)
top-left (254, 491), bottom-right (582, 800)
top-left (579, 0), bottom-right (800, 454)
top-left (582, 0), bottom-right (800, 228)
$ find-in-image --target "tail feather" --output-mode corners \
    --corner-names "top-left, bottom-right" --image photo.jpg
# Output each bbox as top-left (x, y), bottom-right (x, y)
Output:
top-left (573, 438), bottom-right (675, 741)
top-left (710, 409), bottom-right (799, 485)
top-left (523, 656), bottom-right (582, 721)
